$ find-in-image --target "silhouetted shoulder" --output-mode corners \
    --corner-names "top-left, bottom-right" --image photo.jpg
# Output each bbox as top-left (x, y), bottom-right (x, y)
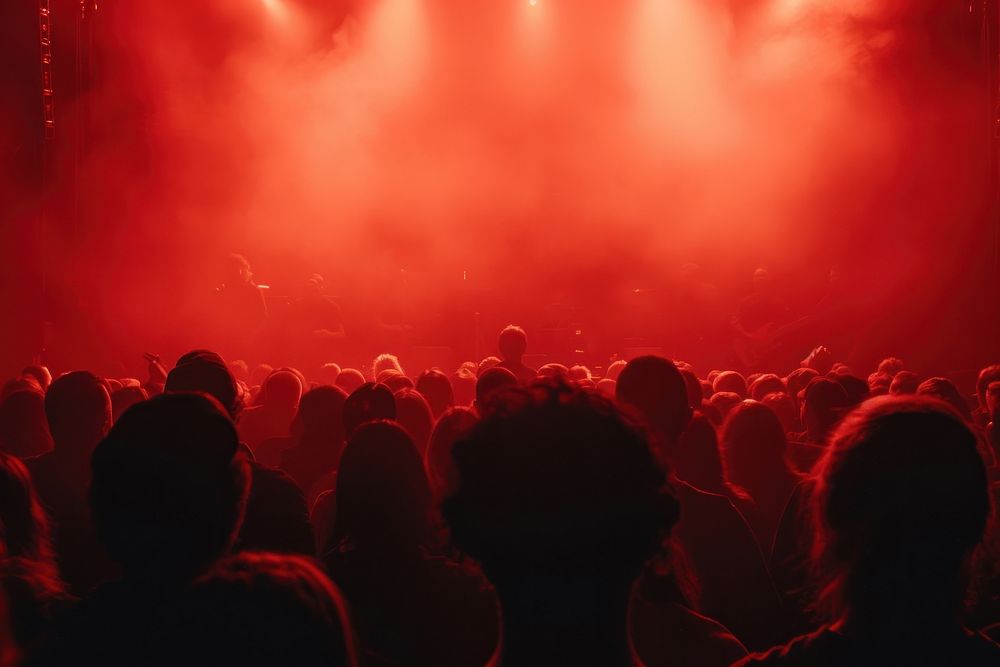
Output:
top-left (734, 627), bottom-right (1000, 667)
top-left (733, 628), bottom-right (843, 667)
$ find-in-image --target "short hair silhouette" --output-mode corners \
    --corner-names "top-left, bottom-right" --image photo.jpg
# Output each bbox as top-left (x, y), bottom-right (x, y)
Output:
top-left (166, 351), bottom-right (241, 419)
top-left (335, 369), bottom-right (366, 394)
top-left (342, 383), bottom-right (396, 438)
top-left (90, 393), bottom-right (250, 578)
top-left (175, 552), bottom-right (358, 667)
top-left (475, 367), bottom-right (518, 410)
top-left (616, 356), bottom-right (692, 448)
top-left (373, 353), bottom-right (404, 378)
top-left (749, 373), bottom-right (786, 401)
top-left (888, 370), bottom-right (919, 395)
top-left (296, 385), bottom-right (348, 444)
top-left (44, 371), bottom-right (111, 452)
top-left (918, 377), bottom-right (972, 422)
top-left (498, 325), bottom-right (528, 361)
top-left (415, 369), bottom-right (455, 418)
top-left (713, 371), bottom-right (748, 398)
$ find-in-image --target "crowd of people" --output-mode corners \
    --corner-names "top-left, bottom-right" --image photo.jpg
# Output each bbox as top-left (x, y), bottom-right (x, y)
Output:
top-left (0, 324), bottom-right (999, 666)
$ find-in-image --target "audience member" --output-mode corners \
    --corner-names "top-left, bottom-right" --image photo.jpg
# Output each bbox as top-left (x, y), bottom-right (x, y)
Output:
top-left (342, 382), bottom-right (396, 438)
top-left (278, 385), bottom-right (348, 500)
top-left (171, 552), bottom-right (358, 667)
top-left (0, 453), bottom-right (71, 655)
top-left (444, 381), bottom-right (677, 667)
top-left (327, 421), bottom-right (497, 667)
top-left (475, 366), bottom-right (518, 415)
top-left (34, 393), bottom-right (251, 665)
top-left (720, 401), bottom-right (803, 551)
top-left (166, 352), bottom-right (315, 556)
top-left (27, 371), bottom-right (112, 596)
top-left (415, 369), bottom-right (455, 418)
top-left (616, 357), bottom-right (784, 650)
top-left (496, 325), bottom-right (538, 384)
top-left (239, 370), bottom-right (303, 459)
top-left (738, 396), bottom-right (1000, 665)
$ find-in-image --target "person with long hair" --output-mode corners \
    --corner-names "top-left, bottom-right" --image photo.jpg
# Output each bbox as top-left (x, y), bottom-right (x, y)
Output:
top-left (737, 396), bottom-right (1000, 666)
top-left (324, 421), bottom-right (496, 667)
top-left (0, 453), bottom-right (72, 655)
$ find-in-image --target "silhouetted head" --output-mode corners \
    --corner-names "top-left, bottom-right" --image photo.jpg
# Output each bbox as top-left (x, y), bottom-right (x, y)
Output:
top-left (708, 391), bottom-right (742, 423)
top-left (720, 401), bottom-right (790, 491)
top-left (294, 386), bottom-right (348, 449)
top-left (342, 383), bottom-right (396, 438)
top-left (111, 386), bottom-right (148, 423)
top-left (762, 391), bottom-right (800, 434)
top-left (889, 370), bottom-right (920, 395)
top-left (536, 363), bottom-right (569, 379)
top-left (224, 254), bottom-right (252, 285)
top-left (877, 357), bottom-right (906, 377)
top-left (713, 371), bottom-right (747, 398)
top-left (166, 351), bottom-right (241, 419)
top-left (20, 366), bottom-right (51, 392)
top-left (976, 365), bottom-right (1000, 412)
top-left (90, 393), bottom-right (250, 579)
top-left (45, 371), bottom-right (111, 456)
top-left (444, 382), bottom-right (677, 587)
top-left (616, 356), bottom-right (693, 450)
top-left (0, 453), bottom-right (54, 563)
top-left (918, 377), bottom-right (972, 422)
top-left (0, 390), bottom-right (52, 459)
top-left (372, 353), bottom-right (404, 379)
top-left (595, 378), bottom-right (616, 398)
top-left (498, 325), bottom-right (528, 362)
top-left (177, 552), bottom-right (357, 667)
top-left (259, 371), bottom-right (302, 411)
top-left (424, 407), bottom-right (478, 501)
top-left (568, 365), bottom-right (592, 383)
top-left (393, 389), bottom-right (434, 455)
top-left (786, 367), bottom-right (820, 398)
top-left (749, 373), bottom-right (786, 401)
top-left (802, 377), bottom-right (850, 443)
top-left (475, 367), bottom-right (518, 414)
top-left (382, 373), bottom-right (414, 393)
top-left (415, 369), bottom-right (454, 418)
top-left (810, 396), bottom-right (991, 620)
top-left (334, 368), bottom-right (365, 394)
top-left (606, 360), bottom-right (627, 381)
top-left (333, 421), bottom-right (431, 550)
top-left (833, 374), bottom-right (870, 408)
top-left (478, 356), bottom-right (502, 375)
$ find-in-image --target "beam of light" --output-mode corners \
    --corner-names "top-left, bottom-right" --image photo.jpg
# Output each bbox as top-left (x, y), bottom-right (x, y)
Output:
top-left (260, 0), bottom-right (290, 22)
